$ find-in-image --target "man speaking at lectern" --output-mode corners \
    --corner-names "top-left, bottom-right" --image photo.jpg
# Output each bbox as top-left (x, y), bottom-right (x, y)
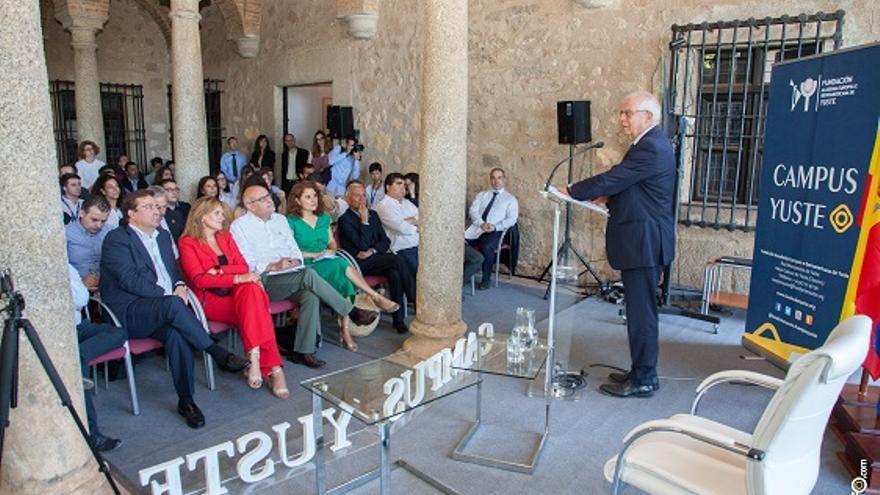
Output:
top-left (561, 91), bottom-right (675, 398)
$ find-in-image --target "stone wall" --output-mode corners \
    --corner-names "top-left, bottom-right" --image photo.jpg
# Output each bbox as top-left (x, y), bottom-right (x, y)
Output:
top-left (42, 0), bottom-right (173, 164)
top-left (204, 0), bottom-right (878, 289)
top-left (40, 0), bottom-right (879, 290)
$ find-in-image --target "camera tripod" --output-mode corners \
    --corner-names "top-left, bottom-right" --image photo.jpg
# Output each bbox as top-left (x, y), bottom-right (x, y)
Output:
top-left (538, 143), bottom-right (611, 299)
top-left (0, 274), bottom-right (119, 494)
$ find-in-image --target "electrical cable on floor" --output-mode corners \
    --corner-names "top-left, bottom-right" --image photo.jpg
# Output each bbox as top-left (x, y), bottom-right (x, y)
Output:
top-left (585, 363), bottom-right (699, 384)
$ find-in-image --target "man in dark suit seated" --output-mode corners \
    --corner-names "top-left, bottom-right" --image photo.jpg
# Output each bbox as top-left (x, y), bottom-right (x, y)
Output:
top-left (562, 91), bottom-right (675, 399)
top-left (100, 189), bottom-right (249, 428)
top-left (121, 161), bottom-right (148, 194)
top-left (339, 182), bottom-right (415, 333)
top-left (158, 178), bottom-right (190, 241)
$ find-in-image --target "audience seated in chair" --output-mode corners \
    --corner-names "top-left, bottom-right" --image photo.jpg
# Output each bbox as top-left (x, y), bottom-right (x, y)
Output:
top-left (215, 172), bottom-right (238, 209)
top-left (465, 167), bottom-right (519, 290)
top-left (121, 161), bottom-right (148, 193)
top-left (366, 162), bottom-right (385, 209)
top-left (230, 183), bottom-right (379, 369)
top-left (91, 174), bottom-right (124, 229)
top-left (147, 185), bottom-right (180, 258)
top-left (66, 195), bottom-right (112, 292)
top-left (158, 178), bottom-right (190, 241)
top-left (338, 182), bottom-right (415, 333)
top-left (60, 173), bottom-right (84, 225)
top-left (69, 264), bottom-right (127, 452)
top-left (99, 188), bottom-right (249, 429)
top-left (287, 181), bottom-right (399, 347)
top-left (178, 197), bottom-right (289, 399)
top-left (375, 173), bottom-right (420, 275)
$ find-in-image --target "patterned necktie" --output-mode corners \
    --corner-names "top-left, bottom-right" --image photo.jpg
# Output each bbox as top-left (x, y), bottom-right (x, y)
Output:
top-left (482, 192), bottom-right (498, 221)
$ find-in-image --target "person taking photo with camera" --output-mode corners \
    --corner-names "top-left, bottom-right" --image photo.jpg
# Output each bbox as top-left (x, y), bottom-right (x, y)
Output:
top-left (326, 137), bottom-right (362, 198)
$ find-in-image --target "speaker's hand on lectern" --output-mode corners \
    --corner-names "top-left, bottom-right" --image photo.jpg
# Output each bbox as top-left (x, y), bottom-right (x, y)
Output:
top-left (593, 195), bottom-right (609, 205)
top-left (558, 186), bottom-right (570, 196)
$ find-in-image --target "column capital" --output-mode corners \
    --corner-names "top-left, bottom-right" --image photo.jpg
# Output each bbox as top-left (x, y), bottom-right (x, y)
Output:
top-left (573, 0), bottom-right (615, 8)
top-left (336, 0), bottom-right (380, 39)
top-left (54, 0), bottom-right (109, 33)
top-left (236, 35), bottom-right (260, 58)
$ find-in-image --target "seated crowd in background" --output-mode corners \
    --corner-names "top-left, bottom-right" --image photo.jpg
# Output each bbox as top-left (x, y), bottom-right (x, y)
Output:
top-left (59, 134), bottom-right (518, 443)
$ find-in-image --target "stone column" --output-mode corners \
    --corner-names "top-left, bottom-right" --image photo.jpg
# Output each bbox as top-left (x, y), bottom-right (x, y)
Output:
top-left (55, 5), bottom-right (109, 156)
top-left (170, 0), bottom-right (209, 201)
top-left (404, 0), bottom-right (469, 358)
top-left (0, 2), bottom-right (110, 494)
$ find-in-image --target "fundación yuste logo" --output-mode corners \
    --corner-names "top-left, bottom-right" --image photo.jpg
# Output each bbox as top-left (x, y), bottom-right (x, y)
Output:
top-left (789, 72), bottom-right (859, 113)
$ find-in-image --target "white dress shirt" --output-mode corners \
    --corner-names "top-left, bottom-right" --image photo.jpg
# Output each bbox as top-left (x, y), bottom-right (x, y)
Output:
top-left (375, 195), bottom-right (419, 253)
top-left (69, 264), bottom-right (89, 325)
top-left (465, 188), bottom-right (519, 240)
top-left (231, 212), bottom-right (304, 274)
top-left (130, 225), bottom-right (174, 295)
top-left (632, 123), bottom-right (658, 145)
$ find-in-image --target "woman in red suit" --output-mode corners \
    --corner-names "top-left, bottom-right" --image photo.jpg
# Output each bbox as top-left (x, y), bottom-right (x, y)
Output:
top-left (178, 197), bottom-right (289, 399)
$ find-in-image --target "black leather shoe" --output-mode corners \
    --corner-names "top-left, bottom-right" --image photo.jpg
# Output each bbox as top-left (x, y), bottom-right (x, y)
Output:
top-left (218, 353), bottom-right (250, 373)
top-left (290, 352), bottom-right (326, 369)
top-left (349, 307), bottom-right (379, 327)
top-left (177, 403), bottom-right (206, 429)
top-left (477, 282), bottom-right (491, 291)
top-left (608, 372), bottom-right (660, 391)
top-left (393, 320), bottom-right (409, 334)
top-left (91, 433), bottom-right (123, 452)
top-left (599, 380), bottom-right (655, 398)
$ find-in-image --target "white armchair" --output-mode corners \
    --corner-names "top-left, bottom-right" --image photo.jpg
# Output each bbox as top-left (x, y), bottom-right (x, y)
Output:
top-left (604, 315), bottom-right (872, 495)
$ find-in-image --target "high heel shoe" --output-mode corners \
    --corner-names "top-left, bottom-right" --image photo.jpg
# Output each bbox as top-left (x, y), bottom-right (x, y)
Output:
top-left (371, 294), bottom-right (400, 313)
top-left (268, 367), bottom-right (289, 399)
top-left (338, 317), bottom-right (359, 352)
top-left (245, 349), bottom-right (262, 390)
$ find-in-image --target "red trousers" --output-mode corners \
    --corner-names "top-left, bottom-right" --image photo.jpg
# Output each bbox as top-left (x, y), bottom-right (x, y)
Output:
top-left (202, 283), bottom-right (282, 377)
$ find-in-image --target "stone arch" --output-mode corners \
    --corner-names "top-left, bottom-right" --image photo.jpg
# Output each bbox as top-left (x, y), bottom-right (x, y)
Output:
top-left (213, 0), bottom-right (261, 38)
top-left (129, 0), bottom-right (172, 49)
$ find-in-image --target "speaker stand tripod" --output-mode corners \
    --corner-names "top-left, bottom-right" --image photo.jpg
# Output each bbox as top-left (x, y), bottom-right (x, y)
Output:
top-left (538, 144), bottom-right (610, 300)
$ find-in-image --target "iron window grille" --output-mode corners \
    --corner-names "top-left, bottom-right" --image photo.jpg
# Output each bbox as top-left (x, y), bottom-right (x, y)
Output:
top-left (667, 12), bottom-right (844, 231)
top-left (48, 81), bottom-right (147, 169)
top-left (167, 79), bottom-right (225, 173)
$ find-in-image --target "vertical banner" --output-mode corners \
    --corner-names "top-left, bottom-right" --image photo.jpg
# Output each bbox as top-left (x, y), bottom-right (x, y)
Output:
top-left (744, 42), bottom-right (880, 365)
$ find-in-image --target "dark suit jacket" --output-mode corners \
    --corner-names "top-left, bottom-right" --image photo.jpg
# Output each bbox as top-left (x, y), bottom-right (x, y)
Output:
top-left (164, 201), bottom-right (191, 241)
top-left (569, 126), bottom-right (675, 271)
top-left (251, 149), bottom-right (276, 171)
top-left (280, 147), bottom-right (309, 191)
top-left (338, 209), bottom-right (392, 255)
top-left (100, 224), bottom-right (183, 320)
top-left (121, 176), bottom-right (148, 194)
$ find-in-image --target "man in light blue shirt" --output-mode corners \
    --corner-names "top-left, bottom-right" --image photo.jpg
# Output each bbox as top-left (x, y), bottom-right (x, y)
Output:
top-left (66, 195), bottom-right (112, 291)
top-left (327, 138), bottom-right (362, 197)
top-left (219, 136), bottom-right (249, 182)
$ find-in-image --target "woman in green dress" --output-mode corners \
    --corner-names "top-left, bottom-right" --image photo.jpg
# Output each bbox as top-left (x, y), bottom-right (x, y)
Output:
top-left (287, 181), bottom-right (400, 351)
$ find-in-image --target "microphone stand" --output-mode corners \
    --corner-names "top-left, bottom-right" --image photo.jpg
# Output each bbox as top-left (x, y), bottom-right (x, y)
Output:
top-left (538, 142), bottom-right (610, 300)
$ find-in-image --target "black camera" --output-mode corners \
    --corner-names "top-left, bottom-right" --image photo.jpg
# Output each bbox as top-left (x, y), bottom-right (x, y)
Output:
top-left (352, 143), bottom-right (365, 153)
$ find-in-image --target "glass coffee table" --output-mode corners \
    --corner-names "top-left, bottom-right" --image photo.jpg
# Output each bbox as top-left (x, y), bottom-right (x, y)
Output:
top-left (450, 334), bottom-right (550, 473)
top-left (301, 350), bottom-right (479, 495)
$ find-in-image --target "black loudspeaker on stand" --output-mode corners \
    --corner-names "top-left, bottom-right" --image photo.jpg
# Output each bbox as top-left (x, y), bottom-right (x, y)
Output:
top-left (538, 101), bottom-right (609, 299)
top-left (0, 271), bottom-right (119, 494)
top-left (327, 105), bottom-right (355, 140)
